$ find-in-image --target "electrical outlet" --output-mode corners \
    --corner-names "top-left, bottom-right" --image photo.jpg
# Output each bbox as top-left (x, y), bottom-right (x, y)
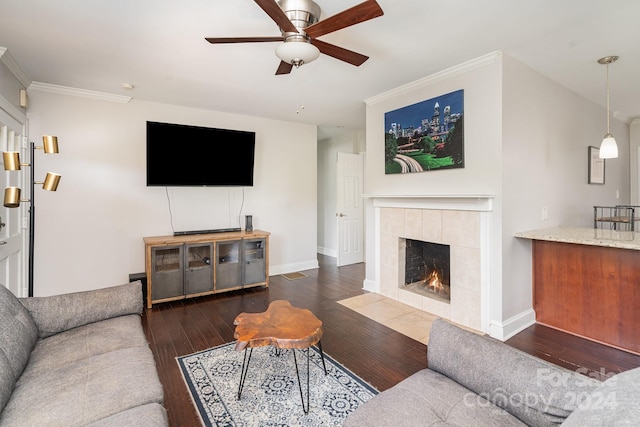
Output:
top-left (542, 207), bottom-right (549, 221)
top-left (616, 190), bottom-right (620, 199)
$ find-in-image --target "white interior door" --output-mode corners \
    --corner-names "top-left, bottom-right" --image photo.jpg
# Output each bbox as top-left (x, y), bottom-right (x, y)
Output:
top-left (0, 108), bottom-right (26, 296)
top-left (336, 152), bottom-right (364, 267)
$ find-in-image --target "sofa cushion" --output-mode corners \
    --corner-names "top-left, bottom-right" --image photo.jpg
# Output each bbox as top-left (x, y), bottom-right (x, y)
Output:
top-left (18, 315), bottom-right (150, 383)
top-left (20, 281), bottom-right (143, 339)
top-left (344, 368), bottom-right (526, 426)
top-left (562, 367), bottom-right (640, 426)
top-left (0, 285), bottom-right (38, 413)
top-left (87, 403), bottom-right (168, 427)
top-left (0, 346), bottom-right (164, 426)
top-left (427, 318), bottom-right (601, 427)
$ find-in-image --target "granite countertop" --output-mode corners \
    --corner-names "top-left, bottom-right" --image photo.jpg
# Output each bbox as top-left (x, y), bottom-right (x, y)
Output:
top-left (514, 226), bottom-right (640, 250)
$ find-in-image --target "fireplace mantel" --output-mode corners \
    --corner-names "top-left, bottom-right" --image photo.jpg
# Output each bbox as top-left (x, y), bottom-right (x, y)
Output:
top-left (364, 194), bottom-right (494, 212)
top-left (367, 194), bottom-right (494, 332)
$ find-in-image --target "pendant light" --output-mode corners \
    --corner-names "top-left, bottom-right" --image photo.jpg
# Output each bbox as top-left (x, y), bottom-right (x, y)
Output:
top-left (598, 56), bottom-right (618, 159)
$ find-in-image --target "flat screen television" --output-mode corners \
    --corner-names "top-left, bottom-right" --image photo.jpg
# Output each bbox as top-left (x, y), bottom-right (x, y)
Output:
top-left (146, 121), bottom-right (255, 186)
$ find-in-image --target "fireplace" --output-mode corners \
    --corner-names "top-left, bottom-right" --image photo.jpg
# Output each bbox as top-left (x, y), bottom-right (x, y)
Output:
top-left (368, 195), bottom-right (492, 332)
top-left (402, 239), bottom-right (451, 303)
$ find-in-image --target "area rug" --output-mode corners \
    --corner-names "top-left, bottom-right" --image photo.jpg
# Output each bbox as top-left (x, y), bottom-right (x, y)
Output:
top-left (177, 342), bottom-right (378, 426)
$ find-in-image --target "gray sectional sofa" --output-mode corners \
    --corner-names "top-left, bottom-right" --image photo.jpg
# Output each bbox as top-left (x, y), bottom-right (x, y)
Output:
top-left (0, 281), bottom-right (167, 426)
top-left (345, 318), bottom-right (640, 426)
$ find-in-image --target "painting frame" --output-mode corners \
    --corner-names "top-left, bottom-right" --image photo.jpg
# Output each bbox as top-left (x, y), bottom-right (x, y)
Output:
top-left (384, 89), bottom-right (464, 175)
top-left (588, 146), bottom-right (605, 185)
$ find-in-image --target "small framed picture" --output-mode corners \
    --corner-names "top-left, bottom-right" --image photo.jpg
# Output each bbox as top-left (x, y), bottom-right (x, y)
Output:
top-left (588, 146), bottom-right (605, 184)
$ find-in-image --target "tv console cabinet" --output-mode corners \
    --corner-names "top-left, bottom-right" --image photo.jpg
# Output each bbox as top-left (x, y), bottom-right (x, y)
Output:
top-left (144, 230), bottom-right (269, 308)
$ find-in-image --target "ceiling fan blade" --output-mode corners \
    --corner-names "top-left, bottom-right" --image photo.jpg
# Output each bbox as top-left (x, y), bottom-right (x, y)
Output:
top-left (276, 61), bottom-right (294, 75)
top-left (311, 39), bottom-right (369, 66)
top-left (205, 36), bottom-right (283, 44)
top-left (305, 0), bottom-right (383, 39)
top-left (254, 0), bottom-right (298, 33)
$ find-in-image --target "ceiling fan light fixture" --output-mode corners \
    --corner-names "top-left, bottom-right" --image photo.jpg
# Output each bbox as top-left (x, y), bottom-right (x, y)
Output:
top-left (275, 40), bottom-right (320, 67)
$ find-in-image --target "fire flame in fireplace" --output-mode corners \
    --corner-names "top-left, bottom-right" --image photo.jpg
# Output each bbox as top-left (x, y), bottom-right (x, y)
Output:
top-left (425, 268), bottom-right (446, 295)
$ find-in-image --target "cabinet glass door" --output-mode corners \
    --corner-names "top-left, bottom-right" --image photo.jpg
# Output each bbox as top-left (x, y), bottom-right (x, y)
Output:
top-left (151, 245), bottom-right (183, 300)
top-left (215, 241), bottom-right (241, 290)
top-left (185, 243), bottom-right (213, 295)
top-left (243, 238), bottom-right (266, 285)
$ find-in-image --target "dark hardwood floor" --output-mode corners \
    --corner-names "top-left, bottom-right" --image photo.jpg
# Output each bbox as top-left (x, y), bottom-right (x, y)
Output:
top-left (142, 254), bottom-right (640, 426)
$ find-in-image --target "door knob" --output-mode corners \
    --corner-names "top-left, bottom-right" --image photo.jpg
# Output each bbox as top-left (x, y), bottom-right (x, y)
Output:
top-left (336, 213), bottom-right (346, 217)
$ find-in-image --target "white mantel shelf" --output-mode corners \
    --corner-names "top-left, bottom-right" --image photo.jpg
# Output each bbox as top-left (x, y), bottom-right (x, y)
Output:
top-left (363, 194), bottom-right (495, 198)
top-left (364, 194), bottom-right (495, 212)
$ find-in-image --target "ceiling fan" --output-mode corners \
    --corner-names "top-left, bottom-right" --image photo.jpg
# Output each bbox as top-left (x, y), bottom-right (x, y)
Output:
top-left (205, 0), bottom-right (384, 75)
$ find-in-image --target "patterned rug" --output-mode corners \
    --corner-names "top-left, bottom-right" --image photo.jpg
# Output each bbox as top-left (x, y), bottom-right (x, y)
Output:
top-left (177, 342), bottom-right (378, 426)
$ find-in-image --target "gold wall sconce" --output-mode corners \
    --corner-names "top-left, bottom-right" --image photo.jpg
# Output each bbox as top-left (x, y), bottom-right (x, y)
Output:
top-left (2, 135), bottom-right (62, 296)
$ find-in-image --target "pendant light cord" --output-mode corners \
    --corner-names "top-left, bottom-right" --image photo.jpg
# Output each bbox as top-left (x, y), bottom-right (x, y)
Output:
top-left (606, 63), bottom-right (610, 134)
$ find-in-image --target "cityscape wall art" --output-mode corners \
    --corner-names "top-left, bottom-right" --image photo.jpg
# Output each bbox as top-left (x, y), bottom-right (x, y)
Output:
top-left (384, 89), bottom-right (464, 174)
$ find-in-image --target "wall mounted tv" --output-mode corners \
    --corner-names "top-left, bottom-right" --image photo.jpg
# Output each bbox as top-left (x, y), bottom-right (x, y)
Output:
top-left (146, 121), bottom-right (255, 187)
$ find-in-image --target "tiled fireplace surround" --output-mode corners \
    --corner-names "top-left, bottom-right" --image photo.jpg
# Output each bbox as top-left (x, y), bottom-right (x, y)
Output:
top-left (371, 196), bottom-right (492, 332)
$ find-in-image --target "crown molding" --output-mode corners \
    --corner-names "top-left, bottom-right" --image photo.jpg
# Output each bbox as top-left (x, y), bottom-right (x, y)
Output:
top-left (365, 51), bottom-right (502, 106)
top-left (0, 47), bottom-right (32, 88)
top-left (28, 81), bottom-right (132, 104)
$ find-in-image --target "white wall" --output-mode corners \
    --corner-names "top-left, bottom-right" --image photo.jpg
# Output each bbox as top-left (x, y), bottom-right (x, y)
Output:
top-left (364, 55), bottom-right (503, 197)
top-left (317, 130), bottom-right (364, 256)
top-left (363, 53), bottom-right (503, 322)
top-left (501, 54), bottom-right (630, 324)
top-left (0, 48), bottom-right (27, 113)
top-left (362, 51), bottom-right (630, 339)
top-left (630, 119), bottom-right (640, 204)
top-left (26, 90), bottom-right (319, 296)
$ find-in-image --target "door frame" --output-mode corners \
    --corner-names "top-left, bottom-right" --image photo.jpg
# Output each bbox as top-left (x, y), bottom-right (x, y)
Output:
top-left (0, 96), bottom-right (28, 296)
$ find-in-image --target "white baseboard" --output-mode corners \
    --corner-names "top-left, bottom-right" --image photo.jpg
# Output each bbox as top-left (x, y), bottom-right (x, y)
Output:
top-left (488, 309), bottom-right (536, 341)
top-left (362, 278), bottom-right (377, 292)
top-left (269, 259), bottom-right (319, 276)
top-left (317, 246), bottom-right (337, 257)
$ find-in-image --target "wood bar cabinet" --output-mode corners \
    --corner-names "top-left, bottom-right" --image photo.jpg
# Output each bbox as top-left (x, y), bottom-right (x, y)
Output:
top-left (516, 227), bottom-right (640, 355)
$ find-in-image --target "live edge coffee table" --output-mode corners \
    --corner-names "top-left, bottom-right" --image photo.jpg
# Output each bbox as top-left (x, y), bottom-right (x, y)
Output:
top-left (233, 300), bottom-right (327, 414)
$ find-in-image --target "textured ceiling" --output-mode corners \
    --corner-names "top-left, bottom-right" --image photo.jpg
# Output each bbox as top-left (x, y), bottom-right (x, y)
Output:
top-left (1, 0), bottom-right (638, 139)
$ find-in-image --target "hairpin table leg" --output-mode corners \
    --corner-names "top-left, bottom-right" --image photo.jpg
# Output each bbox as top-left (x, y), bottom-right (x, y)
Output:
top-left (292, 347), bottom-right (311, 414)
top-left (237, 347), bottom-right (253, 400)
top-left (317, 340), bottom-right (327, 375)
